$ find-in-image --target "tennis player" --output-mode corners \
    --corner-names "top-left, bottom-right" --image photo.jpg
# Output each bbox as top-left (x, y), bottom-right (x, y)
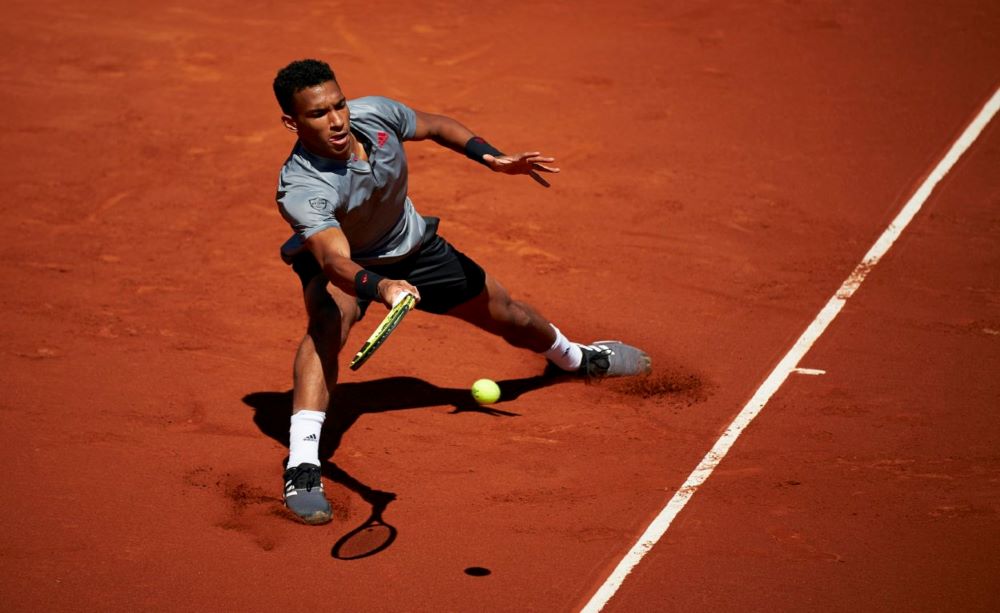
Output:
top-left (272, 59), bottom-right (651, 524)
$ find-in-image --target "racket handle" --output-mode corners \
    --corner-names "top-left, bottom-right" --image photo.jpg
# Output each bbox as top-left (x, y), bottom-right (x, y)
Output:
top-left (391, 290), bottom-right (414, 308)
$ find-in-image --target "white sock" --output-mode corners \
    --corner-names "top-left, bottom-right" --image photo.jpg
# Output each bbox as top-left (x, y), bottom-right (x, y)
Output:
top-left (544, 324), bottom-right (583, 371)
top-left (287, 409), bottom-right (325, 468)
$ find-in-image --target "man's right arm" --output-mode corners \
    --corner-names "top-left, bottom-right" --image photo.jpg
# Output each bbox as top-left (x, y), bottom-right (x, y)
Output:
top-left (304, 226), bottom-right (420, 308)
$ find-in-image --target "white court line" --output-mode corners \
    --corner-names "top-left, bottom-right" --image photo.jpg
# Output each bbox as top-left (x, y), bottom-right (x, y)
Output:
top-left (792, 367), bottom-right (826, 376)
top-left (581, 86), bottom-right (1000, 613)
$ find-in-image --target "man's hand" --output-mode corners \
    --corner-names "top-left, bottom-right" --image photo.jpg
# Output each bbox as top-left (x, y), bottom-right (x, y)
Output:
top-left (377, 278), bottom-right (420, 309)
top-left (483, 152), bottom-right (560, 187)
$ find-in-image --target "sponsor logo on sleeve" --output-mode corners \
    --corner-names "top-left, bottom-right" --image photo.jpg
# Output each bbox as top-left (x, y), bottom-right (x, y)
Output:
top-left (309, 197), bottom-right (333, 213)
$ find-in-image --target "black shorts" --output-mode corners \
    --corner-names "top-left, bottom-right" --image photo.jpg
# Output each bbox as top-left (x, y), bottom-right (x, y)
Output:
top-left (290, 226), bottom-right (486, 316)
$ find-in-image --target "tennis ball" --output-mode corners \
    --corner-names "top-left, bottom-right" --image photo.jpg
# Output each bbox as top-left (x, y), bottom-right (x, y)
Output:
top-left (471, 378), bottom-right (501, 405)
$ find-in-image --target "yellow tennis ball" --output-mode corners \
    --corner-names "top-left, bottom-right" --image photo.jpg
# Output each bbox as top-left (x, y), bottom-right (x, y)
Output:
top-left (471, 378), bottom-right (501, 405)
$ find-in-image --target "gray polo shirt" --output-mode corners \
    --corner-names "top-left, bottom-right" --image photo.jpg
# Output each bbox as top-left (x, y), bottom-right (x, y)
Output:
top-left (276, 96), bottom-right (427, 267)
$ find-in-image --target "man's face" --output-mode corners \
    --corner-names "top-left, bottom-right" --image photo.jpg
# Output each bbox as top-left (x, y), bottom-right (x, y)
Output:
top-left (282, 80), bottom-right (354, 160)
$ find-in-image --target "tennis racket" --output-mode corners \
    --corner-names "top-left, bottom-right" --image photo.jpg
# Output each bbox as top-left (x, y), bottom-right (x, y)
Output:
top-left (348, 292), bottom-right (416, 370)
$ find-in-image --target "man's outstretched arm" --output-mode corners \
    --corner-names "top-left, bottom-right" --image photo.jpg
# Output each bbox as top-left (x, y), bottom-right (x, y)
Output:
top-left (410, 109), bottom-right (560, 181)
top-left (304, 226), bottom-right (419, 308)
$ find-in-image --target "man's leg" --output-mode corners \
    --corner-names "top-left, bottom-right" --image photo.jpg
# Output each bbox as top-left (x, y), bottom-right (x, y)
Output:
top-left (446, 274), bottom-right (555, 352)
top-left (292, 275), bottom-right (359, 410)
top-left (284, 275), bottom-right (360, 525)
top-left (446, 274), bottom-right (651, 377)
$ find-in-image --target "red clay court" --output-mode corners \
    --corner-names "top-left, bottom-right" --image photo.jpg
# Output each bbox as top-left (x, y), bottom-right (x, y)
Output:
top-left (2, 1), bottom-right (998, 611)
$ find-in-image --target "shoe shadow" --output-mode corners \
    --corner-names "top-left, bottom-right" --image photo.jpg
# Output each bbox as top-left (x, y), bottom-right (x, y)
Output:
top-left (242, 373), bottom-right (564, 558)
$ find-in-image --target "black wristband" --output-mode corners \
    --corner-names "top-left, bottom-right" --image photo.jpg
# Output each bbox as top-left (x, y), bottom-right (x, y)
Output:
top-left (354, 269), bottom-right (384, 301)
top-left (465, 136), bottom-right (504, 166)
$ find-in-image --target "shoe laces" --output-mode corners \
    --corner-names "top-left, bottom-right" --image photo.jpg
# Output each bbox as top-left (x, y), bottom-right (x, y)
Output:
top-left (286, 464), bottom-right (321, 492)
top-left (579, 344), bottom-right (612, 374)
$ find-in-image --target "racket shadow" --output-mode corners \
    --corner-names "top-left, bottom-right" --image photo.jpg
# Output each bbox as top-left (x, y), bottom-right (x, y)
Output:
top-left (328, 481), bottom-right (397, 560)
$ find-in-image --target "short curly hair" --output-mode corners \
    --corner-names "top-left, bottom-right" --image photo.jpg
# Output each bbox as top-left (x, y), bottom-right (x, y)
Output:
top-left (273, 59), bottom-right (337, 115)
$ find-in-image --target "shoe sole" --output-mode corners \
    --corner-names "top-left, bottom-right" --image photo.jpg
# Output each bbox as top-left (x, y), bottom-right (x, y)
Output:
top-left (589, 340), bottom-right (652, 377)
top-left (285, 503), bottom-right (333, 525)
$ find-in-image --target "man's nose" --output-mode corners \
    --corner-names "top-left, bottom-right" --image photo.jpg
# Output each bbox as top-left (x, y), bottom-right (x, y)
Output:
top-left (330, 110), bottom-right (345, 129)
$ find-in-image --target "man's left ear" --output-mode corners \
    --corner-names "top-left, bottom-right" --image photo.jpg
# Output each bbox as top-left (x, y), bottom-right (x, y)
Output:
top-left (281, 115), bottom-right (298, 133)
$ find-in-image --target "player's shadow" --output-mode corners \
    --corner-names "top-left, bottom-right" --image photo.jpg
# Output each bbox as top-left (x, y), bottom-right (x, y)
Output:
top-left (242, 373), bottom-right (563, 557)
top-left (244, 374), bottom-right (564, 456)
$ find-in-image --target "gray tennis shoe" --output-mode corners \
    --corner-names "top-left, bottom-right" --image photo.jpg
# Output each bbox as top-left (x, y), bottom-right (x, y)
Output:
top-left (577, 340), bottom-right (652, 378)
top-left (283, 463), bottom-right (332, 525)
